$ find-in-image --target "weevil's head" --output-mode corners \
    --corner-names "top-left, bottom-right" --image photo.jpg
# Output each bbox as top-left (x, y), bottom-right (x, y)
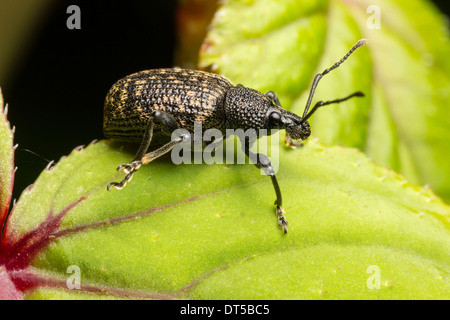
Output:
top-left (225, 85), bottom-right (311, 141)
top-left (266, 107), bottom-right (311, 141)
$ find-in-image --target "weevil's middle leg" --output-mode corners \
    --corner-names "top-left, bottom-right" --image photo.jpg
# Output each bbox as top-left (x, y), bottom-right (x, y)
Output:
top-left (241, 137), bottom-right (288, 233)
top-left (107, 110), bottom-right (182, 190)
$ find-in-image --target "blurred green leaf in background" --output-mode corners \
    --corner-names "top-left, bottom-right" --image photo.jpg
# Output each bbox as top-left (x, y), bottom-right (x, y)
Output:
top-left (200, 0), bottom-right (450, 203)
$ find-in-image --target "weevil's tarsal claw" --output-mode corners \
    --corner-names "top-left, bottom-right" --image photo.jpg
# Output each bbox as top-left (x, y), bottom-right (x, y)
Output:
top-left (284, 135), bottom-right (303, 149)
top-left (117, 161), bottom-right (142, 174)
top-left (108, 160), bottom-right (142, 190)
top-left (107, 181), bottom-right (120, 191)
top-left (276, 206), bottom-right (288, 234)
top-left (107, 173), bottom-right (133, 190)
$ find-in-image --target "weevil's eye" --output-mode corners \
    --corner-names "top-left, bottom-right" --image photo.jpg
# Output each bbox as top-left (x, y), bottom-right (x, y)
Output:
top-left (269, 111), bottom-right (282, 124)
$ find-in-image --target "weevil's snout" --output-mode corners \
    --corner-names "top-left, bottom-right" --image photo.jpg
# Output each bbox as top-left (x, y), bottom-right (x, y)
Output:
top-left (286, 119), bottom-right (311, 141)
top-left (267, 109), bottom-right (311, 141)
top-left (280, 111), bottom-right (311, 141)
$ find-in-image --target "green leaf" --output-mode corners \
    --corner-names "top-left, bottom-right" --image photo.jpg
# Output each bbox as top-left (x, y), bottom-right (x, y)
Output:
top-left (2, 138), bottom-right (450, 299)
top-left (2, 0), bottom-right (450, 300)
top-left (199, 0), bottom-right (450, 202)
top-left (0, 88), bottom-right (14, 236)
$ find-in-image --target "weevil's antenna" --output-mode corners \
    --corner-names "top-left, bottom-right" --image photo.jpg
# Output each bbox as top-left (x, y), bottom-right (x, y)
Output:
top-left (300, 39), bottom-right (368, 123)
top-left (300, 91), bottom-right (365, 124)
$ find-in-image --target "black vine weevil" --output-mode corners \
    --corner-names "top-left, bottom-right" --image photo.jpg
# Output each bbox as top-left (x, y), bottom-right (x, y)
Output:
top-left (104, 39), bottom-right (368, 233)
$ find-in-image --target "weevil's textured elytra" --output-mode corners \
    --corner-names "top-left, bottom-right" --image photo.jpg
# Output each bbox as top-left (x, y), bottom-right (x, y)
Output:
top-left (104, 39), bottom-right (368, 234)
top-left (104, 69), bottom-right (234, 142)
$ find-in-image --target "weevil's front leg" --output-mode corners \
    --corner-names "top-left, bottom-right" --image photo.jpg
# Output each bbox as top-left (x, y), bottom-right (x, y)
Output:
top-left (107, 110), bottom-right (181, 190)
top-left (241, 137), bottom-right (288, 233)
top-left (284, 135), bottom-right (303, 148)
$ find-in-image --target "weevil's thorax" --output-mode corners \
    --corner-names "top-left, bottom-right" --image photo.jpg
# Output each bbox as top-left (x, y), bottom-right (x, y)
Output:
top-left (224, 85), bottom-right (272, 133)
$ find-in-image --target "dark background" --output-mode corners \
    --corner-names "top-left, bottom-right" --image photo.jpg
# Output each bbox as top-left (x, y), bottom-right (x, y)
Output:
top-left (2, 0), bottom-right (450, 201)
top-left (3, 0), bottom-right (177, 201)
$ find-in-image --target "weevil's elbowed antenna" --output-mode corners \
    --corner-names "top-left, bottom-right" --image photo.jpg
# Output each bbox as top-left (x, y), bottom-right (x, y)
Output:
top-left (299, 39), bottom-right (369, 124)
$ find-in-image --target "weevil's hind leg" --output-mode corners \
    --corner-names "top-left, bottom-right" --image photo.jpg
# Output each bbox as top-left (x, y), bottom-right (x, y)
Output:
top-left (107, 110), bottom-right (182, 190)
top-left (241, 137), bottom-right (288, 233)
top-left (139, 133), bottom-right (189, 165)
top-left (107, 117), bottom-right (155, 190)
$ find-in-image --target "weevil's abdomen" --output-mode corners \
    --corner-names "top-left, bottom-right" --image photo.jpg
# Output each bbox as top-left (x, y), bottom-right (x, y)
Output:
top-left (103, 68), bottom-right (234, 142)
